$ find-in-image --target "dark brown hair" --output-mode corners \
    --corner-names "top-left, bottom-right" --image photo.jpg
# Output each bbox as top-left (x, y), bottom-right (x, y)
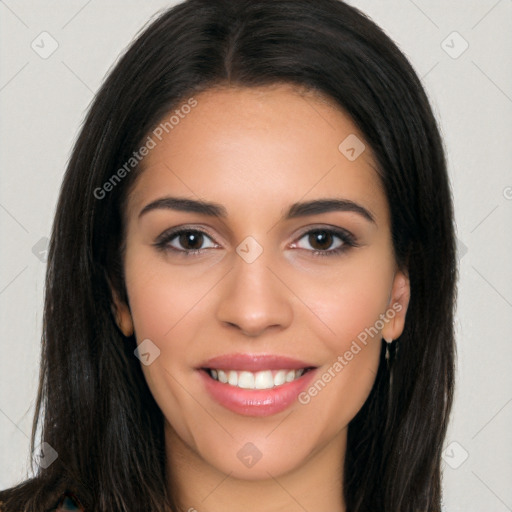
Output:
top-left (0, 0), bottom-right (457, 510)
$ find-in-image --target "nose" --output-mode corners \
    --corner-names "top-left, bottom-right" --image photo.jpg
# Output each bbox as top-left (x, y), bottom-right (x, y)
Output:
top-left (215, 248), bottom-right (293, 337)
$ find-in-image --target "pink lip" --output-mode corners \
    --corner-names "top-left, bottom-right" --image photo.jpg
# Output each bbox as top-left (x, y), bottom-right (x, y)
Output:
top-left (197, 353), bottom-right (318, 417)
top-left (198, 353), bottom-right (315, 372)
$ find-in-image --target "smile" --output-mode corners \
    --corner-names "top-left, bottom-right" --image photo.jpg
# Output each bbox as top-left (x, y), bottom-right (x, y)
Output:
top-left (206, 368), bottom-right (311, 390)
top-left (197, 354), bottom-right (318, 416)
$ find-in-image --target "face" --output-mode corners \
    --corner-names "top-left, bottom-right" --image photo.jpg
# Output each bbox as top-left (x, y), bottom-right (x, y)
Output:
top-left (113, 84), bottom-right (410, 482)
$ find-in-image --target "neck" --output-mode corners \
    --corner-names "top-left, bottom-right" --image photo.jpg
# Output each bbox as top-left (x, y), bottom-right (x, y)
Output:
top-left (164, 421), bottom-right (347, 512)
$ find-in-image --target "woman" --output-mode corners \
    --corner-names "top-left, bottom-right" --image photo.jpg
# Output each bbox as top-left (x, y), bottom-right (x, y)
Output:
top-left (0, 0), bottom-right (457, 510)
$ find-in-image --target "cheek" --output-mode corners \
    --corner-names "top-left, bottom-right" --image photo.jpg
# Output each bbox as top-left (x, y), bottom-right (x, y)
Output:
top-left (301, 252), bottom-right (393, 350)
top-left (295, 291), bottom-right (385, 436)
top-left (291, 254), bottom-right (392, 424)
top-left (123, 252), bottom-right (220, 400)
top-left (124, 252), bottom-right (214, 342)
top-left (123, 259), bottom-right (213, 440)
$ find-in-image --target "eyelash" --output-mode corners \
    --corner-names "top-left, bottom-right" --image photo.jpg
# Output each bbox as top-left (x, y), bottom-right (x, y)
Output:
top-left (153, 226), bottom-right (359, 258)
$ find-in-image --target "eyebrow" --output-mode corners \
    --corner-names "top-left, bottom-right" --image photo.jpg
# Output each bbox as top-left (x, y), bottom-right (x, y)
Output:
top-left (138, 196), bottom-right (376, 224)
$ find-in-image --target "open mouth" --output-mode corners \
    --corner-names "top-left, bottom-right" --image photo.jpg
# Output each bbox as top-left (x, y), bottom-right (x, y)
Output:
top-left (202, 367), bottom-right (316, 390)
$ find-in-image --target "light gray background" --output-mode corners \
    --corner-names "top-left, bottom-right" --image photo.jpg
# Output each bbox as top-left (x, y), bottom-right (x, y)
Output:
top-left (1, 1), bottom-right (511, 510)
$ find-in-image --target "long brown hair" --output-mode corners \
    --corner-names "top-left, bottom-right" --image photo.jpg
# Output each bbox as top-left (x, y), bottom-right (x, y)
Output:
top-left (0, 1), bottom-right (457, 510)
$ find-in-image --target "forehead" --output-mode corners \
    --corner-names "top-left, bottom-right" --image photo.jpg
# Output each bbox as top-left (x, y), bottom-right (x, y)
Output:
top-left (126, 84), bottom-right (388, 227)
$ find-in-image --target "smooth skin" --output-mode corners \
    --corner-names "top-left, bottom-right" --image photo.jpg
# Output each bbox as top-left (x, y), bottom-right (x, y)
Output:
top-left (112, 83), bottom-right (410, 512)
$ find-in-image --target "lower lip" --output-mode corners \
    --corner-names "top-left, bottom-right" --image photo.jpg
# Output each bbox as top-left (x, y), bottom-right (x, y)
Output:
top-left (198, 368), bottom-right (317, 417)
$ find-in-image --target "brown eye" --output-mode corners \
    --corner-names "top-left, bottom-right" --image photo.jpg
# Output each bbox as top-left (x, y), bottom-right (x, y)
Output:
top-left (308, 230), bottom-right (335, 251)
top-left (154, 228), bottom-right (218, 254)
top-left (178, 231), bottom-right (204, 250)
top-left (293, 227), bottom-right (358, 257)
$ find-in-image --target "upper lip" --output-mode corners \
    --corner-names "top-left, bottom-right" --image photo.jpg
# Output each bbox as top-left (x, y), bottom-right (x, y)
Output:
top-left (198, 353), bottom-right (317, 372)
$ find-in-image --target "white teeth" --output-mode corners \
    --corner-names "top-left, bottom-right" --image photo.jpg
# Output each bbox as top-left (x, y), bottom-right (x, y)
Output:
top-left (254, 370), bottom-right (274, 390)
top-left (285, 370), bottom-right (296, 382)
top-left (228, 371), bottom-right (238, 386)
top-left (273, 370), bottom-right (286, 386)
top-left (237, 371), bottom-right (255, 389)
top-left (208, 368), bottom-right (307, 389)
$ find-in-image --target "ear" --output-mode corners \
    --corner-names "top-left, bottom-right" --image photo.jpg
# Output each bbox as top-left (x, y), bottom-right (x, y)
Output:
top-left (109, 281), bottom-right (134, 338)
top-left (381, 269), bottom-right (410, 342)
